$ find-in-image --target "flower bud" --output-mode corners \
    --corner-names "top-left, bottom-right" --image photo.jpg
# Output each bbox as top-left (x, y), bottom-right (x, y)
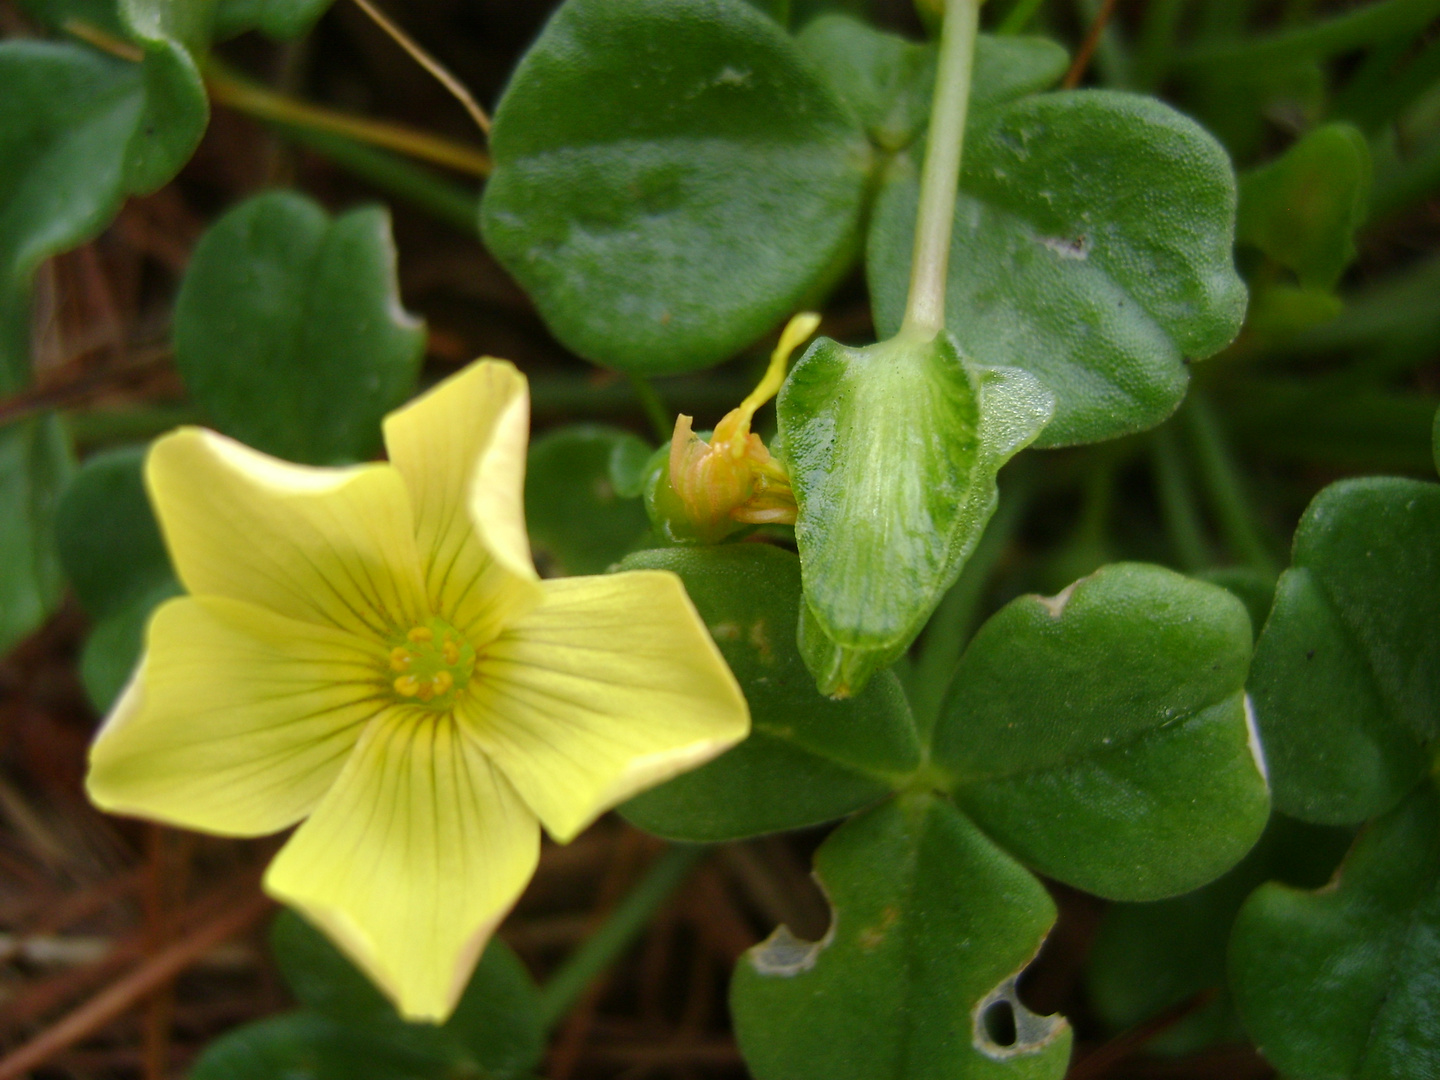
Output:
top-left (663, 313), bottom-right (819, 543)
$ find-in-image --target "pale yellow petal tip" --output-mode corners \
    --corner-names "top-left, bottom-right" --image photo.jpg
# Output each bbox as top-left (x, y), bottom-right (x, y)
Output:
top-left (469, 384), bottom-right (541, 584)
top-left (381, 356), bottom-right (525, 439)
top-left (262, 881), bottom-right (512, 1024)
top-left (147, 425), bottom-right (377, 501)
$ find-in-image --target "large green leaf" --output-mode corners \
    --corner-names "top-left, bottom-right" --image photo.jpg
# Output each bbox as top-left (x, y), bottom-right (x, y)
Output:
top-left (525, 425), bottom-right (651, 576)
top-left (619, 544), bottom-right (920, 841)
top-left (779, 331), bottom-right (1052, 695)
top-left (1249, 477), bottom-right (1440, 825)
top-left (934, 563), bottom-right (1269, 901)
top-left (266, 910), bottom-right (545, 1077)
top-left (480, 0), bottom-right (872, 375)
top-left (1086, 813), bottom-right (1351, 1057)
top-left (1230, 781), bottom-right (1440, 1080)
top-left (0, 33), bottom-right (206, 388)
top-left (0, 417), bottom-right (74, 655)
top-left (868, 91), bottom-right (1246, 447)
top-left (1237, 122), bottom-right (1371, 292)
top-left (173, 191), bottom-right (425, 465)
top-left (731, 795), bottom-right (1071, 1080)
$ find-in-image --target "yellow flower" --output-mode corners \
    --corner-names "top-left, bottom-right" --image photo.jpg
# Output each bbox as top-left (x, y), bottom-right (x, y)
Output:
top-left (668, 312), bottom-right (819, 542)
top-left (85, 359), bottom-right (749, 1022)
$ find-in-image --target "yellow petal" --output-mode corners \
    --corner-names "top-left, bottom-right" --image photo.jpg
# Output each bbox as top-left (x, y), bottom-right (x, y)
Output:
top-left (460, 571), bottom-right (750, 843)
top-left (264, 710), bottom-right (539, 1022)
top-left (86, 596), bottom-right (388, 836)
top-left (147, 428), bottom-right (426, 639)
top-left (382, 359), bottom-right (542, 646)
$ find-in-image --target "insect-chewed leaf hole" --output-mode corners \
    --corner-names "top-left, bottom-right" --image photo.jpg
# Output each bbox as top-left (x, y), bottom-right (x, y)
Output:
top-left (982, 998), bottom-right (1018, 1048)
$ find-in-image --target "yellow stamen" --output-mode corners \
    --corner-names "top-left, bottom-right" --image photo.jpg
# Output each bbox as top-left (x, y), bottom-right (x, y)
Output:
top-left (394, 675), bottom-right (421, 697)
top-left (408, 626), bottom-right (434, 643)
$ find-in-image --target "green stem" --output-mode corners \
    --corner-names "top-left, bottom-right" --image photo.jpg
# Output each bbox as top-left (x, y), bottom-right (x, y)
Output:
top-left (536, 845), bottom-right (704, 1031)
top-left (997, 0), bottom-right (1046, 34)
top-left (1150, 425), bottom-right (1210, 573)
top-left (1179, 0), bottom-right (1440, 70)
top-left (628, 374), bottom-right (672, 442)
top-left (206, 61), bottom-right (491, 177)
top-left (1184, 394), bottom-right (1276, 576)
top-left (901, 0), bottom-right (983, 338)
top-left (908, 465), bottom-right (1033, 738)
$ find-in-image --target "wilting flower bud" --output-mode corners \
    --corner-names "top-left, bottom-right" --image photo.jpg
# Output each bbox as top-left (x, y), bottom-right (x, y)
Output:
top-left (665, 312), bottom-right (820, 544)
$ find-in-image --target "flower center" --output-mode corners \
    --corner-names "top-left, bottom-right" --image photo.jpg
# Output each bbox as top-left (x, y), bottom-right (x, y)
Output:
top-left (387, 617), bottom-right (475, 709)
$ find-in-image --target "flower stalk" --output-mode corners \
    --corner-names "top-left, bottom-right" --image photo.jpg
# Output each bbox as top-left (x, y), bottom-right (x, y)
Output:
top-left (900, 0), bottom-right (985, 340)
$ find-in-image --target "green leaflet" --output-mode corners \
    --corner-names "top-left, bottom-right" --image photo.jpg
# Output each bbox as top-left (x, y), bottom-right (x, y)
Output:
top-left (1238, 122), bottom-right (1372, 292)
top-left (0, 418), bottom-right (74, 655)
top-left (173, 191), bottom-right (426, 465)
top-left (525, 425), bottom-right (651, 576)
top-left (868, 90), bottom-right (1246, 447)
top-left (190, 910), bottom-right (544, 1079)
top-left (731, 795), bottom-right (1071, 1080)
top-left (1230, 782), bottom-right (1440, 1079)
top-left (481, 0), bottom-right (872, 375)
top-left (778, 331), bottom-right (1052, 695)
top-left (934, 563), bottom-right (1270, 901)
top-left (1249, 477), bottom-right (1440, 825)
top-left (619, 545), bottom-right (920, 841)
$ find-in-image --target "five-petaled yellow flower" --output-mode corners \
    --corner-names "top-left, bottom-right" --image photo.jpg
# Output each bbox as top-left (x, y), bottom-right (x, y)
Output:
top-left (85, 359), bottom-right (749, 1022)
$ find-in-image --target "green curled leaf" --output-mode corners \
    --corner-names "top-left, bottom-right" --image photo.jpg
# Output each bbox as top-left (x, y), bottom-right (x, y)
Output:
top-left (779, 330), bottom-right (1052, 695)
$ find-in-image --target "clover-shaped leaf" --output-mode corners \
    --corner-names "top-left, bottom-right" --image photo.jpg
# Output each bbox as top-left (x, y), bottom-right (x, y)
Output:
top-left (731, 795), bottom-right (1071, 1080)
top-left (1230, 782), bottom-right (1440, 1080)
top-left (934, 563), bottom-right (1269, 900)
top-left (173, 191), bottom-right (426, 465)
top-left (1249, 477), bottom-right (1440, 825)
top-left (868, 91), bottom-right (1246, 447)
top-left (619, 544), bottom-right (920, 842)
top-left (481, 0), bottom-right (871, 375)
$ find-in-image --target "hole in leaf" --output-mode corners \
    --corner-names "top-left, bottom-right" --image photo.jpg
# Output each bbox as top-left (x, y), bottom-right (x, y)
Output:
top-left (983, 999), bottom-right (1018, 1047)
